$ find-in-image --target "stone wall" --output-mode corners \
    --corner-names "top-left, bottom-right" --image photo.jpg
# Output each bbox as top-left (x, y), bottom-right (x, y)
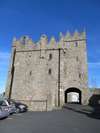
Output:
top-left (5, 31), bottom-right (89, 111)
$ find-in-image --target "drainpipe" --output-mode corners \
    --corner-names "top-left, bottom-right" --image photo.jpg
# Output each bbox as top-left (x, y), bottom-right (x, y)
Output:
top-left (9, 49), bottom-right (16, 99)
top-left (58, 48), bottom-right (60, 106)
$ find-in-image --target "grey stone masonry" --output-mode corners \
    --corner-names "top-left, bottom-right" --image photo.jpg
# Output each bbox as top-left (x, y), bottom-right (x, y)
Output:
top-left (5, 31), bottom-right (89, 111)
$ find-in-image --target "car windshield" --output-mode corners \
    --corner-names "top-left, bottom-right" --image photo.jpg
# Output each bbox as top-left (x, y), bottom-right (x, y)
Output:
top-left (0, 100), bottom-right (8, 106)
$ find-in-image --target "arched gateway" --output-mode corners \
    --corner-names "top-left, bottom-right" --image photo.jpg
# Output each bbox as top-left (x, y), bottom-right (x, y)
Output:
top-left (65, 88), bottom-right (81, 104)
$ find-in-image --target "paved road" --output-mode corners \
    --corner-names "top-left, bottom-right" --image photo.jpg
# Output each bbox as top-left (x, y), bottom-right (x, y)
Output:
top-left (0, 105), bottom-right (100, 133)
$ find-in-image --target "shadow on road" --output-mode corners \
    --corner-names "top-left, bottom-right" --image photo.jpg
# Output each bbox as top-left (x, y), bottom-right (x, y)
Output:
top-left (0, 116), bottom-right (8, 120)
top-left (63, 104), bottom-right (100, 120)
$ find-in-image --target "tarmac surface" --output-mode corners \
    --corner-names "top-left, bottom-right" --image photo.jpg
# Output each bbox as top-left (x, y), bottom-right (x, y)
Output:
top-left (0, 104), bottom-right (100, 133)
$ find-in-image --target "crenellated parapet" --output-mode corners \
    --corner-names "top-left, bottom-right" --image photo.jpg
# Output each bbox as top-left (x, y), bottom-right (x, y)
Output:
top-left (12, 36), bottom-right (35, 50)
top-left (12, 31), bottom-right (86, 50)
top-left (48, 36), bottom-right (57, 49)
top-left (64, 30), bottom-right (86, 41)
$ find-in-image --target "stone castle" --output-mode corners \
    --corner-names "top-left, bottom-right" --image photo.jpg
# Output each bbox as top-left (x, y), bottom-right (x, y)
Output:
top-left (5, 31), bottom-right (89, 111)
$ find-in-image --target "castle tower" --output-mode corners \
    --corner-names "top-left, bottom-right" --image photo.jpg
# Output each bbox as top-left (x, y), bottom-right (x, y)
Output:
top-left (60, 31), bottom-right (89, 105)
top-left (5, 31), bottom-right (89, 111)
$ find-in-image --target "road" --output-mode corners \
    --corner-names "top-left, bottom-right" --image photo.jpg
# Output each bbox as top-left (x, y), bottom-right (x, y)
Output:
top-left (0, 104), bottom-right (100, 133)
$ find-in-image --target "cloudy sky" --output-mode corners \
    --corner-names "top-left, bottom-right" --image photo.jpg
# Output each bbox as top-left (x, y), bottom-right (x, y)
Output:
top-left (0, 0), bottom-right (100, 93)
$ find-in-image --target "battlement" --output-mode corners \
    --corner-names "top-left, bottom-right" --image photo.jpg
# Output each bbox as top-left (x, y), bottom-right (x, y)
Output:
top-left (12, 31), bottom-right (86, 50)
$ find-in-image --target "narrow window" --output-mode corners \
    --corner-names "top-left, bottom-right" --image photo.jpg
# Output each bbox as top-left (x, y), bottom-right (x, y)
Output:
top-left (75, 42), bottom-right (78, 47)
top-left (49, 54), bottom-right (52, 60)
top-left (22, 36), bottom-right (26, 45)
top-left (79, 73), bottom-right (81, 78)
top-left (48, 69), bottom-right (52, 75)
top-left (30, 71), bottom-right (32, 76)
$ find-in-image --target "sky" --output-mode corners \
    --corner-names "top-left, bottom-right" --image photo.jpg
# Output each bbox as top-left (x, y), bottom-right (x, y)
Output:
top-left (0, 0), bottom-right (100, 93)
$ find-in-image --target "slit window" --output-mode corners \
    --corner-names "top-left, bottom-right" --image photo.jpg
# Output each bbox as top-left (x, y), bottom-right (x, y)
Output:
top-left (79, 73), bottom-right (81, 78)
top-left (48, 69), bottom-right (52, 75)
top-left (49, 54), bottom-right (52, 60)
top-left (30, 71), bottom-right (32, 76)
top-left (22, 36), bottom-right (26, 45)
top-left (75, 42), bottom-right (78, 47)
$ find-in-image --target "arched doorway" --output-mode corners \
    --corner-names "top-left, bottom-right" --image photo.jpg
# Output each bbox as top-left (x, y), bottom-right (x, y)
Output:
top-left (65, 88), bottom-right (81, 104)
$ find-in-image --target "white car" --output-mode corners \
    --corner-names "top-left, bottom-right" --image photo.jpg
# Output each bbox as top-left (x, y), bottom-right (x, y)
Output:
top-left (0, 100), bottom-right (16, 114)
top-left (0, 99), bottom-right (28, 113)
top-left (0, 107), bottom-right (9, 119)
